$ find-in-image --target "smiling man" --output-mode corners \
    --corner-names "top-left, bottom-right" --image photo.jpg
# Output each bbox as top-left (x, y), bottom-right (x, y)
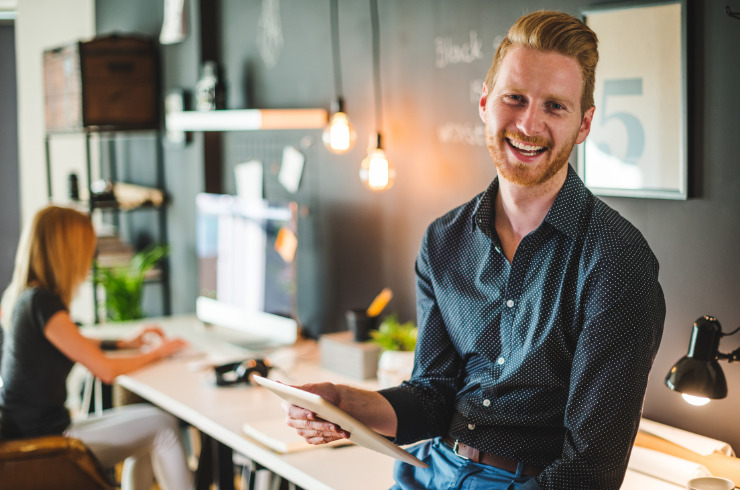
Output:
top-left (284, 11), bottom-right (665, 490)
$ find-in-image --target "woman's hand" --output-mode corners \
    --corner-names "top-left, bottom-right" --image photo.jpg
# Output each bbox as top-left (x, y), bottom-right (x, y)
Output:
top-left (120, 325), bottom-right (188, 359)
top-left (151, 337), bottom-right (189, 359)
top-left (282, 382), bottom-right (351, 445)
top-left (120, 325), bottom-right (167, 349)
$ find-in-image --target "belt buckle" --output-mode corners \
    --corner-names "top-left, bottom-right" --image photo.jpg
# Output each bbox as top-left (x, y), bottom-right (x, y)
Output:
top-left (452, 440), bottom-right (469, 460)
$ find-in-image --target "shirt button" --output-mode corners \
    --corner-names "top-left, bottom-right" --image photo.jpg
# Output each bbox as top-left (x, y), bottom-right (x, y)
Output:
top-left (506, 299), bottom-right (515, 308)
top-left (468, 424), bottom-right (476, 430)
top-left (482, 399), bottom-right (491, 407)
top-left (497, 357), bottom-right (505, 365)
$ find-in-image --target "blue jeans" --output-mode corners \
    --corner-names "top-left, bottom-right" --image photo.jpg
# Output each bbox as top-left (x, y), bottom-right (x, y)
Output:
top-left (391, 437), bottom-right (535, 490)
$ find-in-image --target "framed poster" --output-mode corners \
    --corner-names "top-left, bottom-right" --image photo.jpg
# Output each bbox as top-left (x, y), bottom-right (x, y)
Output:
top-left (579, 1), bottom-right (687, 199)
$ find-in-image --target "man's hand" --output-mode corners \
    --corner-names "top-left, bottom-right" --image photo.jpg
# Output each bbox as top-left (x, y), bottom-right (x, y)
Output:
top-left (282, 382), bottom-right (351, 445)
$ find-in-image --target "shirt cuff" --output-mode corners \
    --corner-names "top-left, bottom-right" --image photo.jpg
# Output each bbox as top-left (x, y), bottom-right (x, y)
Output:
top-left (100, 339), bottom-right (120, 350)
top-left (377, 384), bottom-right (428, 444)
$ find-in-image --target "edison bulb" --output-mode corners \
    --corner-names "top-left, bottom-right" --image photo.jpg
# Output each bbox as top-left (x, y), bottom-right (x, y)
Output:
top-left (682, 394), bottom-right (710, 406)
top-left (322, 112), bottom-right (356, 154)
top-left (360, 147), bottom-right (395, 191)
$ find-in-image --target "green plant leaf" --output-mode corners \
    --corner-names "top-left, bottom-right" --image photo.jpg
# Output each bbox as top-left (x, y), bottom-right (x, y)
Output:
top-left (95, 244), bottom-right (168, 321)
top-left (369, 313), bottom-right (418, 352)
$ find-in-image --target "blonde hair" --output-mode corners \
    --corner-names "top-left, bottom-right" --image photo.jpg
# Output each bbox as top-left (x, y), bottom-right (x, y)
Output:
top-left (485, 10), bottom-right (599, 115)
top-left (1, 206), bottom-right (96, 329)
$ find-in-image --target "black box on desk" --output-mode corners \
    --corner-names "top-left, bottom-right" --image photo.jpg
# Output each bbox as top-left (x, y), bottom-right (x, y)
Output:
top-left (319, 331), bottom-right (381, 380)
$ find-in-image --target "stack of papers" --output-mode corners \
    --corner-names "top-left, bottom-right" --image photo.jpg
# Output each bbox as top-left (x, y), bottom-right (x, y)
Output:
top-left (628, 446), bottom-right (712, 486)
top-left (639, 418), bottom-right (735, 457)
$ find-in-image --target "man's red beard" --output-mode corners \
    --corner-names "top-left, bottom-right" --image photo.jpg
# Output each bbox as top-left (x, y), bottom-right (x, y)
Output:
top-left (487, 129), bottom-right (576, 187)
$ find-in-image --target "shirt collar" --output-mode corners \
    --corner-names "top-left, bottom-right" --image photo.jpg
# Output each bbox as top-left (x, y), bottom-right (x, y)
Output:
top-left (543, 165), bottom-right (592, 239)
top-left (472, 165), bottom-right (591, 240)
top-left (472, 178), bottom-right (498, 239)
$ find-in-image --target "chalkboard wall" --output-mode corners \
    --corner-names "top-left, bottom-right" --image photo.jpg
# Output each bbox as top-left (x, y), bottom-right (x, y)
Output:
top-left (97, 0), bottom-right (740, 451)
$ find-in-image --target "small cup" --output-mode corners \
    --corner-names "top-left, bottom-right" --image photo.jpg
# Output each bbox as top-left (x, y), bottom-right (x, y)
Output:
top-left (687, 477), bottom-right (735, 490)
top-left (346, 309), bottom-right (378, 342)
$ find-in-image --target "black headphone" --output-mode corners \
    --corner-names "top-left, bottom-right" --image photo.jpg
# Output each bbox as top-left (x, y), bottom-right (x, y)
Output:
top-left (214, 358), bottom-right (272, 386)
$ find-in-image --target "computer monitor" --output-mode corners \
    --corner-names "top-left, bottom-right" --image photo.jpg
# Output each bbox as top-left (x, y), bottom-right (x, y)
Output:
top-left (195, 193), bottom-right (299, 348)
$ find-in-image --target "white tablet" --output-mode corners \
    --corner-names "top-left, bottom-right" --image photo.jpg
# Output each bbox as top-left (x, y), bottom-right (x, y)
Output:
top-left (252, 376), bottom-right (428, 468)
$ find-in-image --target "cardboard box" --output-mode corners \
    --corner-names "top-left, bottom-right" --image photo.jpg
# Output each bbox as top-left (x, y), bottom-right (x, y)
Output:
top-left (43, 34), bottom-right (159, 131)
top-left (319, 331), bottom-right (381, 380)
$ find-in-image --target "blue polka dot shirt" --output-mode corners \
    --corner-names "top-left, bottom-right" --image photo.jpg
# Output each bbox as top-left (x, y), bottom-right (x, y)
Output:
top-left (379, 166), bottom-right (665, 489)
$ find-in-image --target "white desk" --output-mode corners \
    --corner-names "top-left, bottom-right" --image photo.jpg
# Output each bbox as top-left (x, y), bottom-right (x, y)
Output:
top-left (110, 315), bottom-right (395, 490)
top-left (103, 315), bottom-right (718, 490)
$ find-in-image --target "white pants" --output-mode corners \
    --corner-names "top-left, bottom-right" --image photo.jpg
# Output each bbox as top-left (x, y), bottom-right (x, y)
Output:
top-left (66, 403), bottom-right (193, 490)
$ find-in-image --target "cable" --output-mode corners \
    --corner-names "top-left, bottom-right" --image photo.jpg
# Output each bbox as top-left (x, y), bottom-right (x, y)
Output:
top-left (330, 0), bottom-right (344, 105)
top-left (370, 0), bottom-right (383, 136)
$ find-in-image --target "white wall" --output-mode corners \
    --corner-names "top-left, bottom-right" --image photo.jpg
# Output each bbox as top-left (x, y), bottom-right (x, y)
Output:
top-left (15, 0), bottom-right (96, 322)
top-left (15, 0), bottom-right (95, 223)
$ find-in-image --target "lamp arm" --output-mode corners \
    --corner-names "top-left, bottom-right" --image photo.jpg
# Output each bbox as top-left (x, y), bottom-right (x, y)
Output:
top-left (717, 325), bottom-right (740, 362)
top-left (718, 348), bottom-right (740, 363)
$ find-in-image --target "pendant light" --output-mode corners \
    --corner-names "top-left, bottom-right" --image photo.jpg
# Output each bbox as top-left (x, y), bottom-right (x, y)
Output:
top-left (359, 0), bottom-right (394, 191)
top-left (361, 133), bottom-right (394, 191)
top-left (322, 0), bottom-right (356, 154)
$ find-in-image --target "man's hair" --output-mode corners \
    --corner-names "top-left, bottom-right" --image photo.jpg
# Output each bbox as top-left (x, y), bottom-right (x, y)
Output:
top-left (484, 10), bottom-right (599, 115)
top-left (1, 206), bottom-right (96, 329)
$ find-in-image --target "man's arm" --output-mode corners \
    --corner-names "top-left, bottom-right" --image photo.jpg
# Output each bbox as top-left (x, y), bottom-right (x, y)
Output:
top-left (521, 243), bottom-right (665, 490)
top-left (282, 382), bottom-right (397, 444)
top-left (378, 226), bottom-right (464, 445)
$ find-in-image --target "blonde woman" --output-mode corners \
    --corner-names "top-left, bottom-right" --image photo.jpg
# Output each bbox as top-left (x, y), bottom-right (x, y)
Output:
top-left (0, 205), bottom-right (193, 490)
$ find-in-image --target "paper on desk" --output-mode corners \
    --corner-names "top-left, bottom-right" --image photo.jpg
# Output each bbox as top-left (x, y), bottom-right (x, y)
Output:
top-left (243, 418), bottom-right (352, 454)
top-left (628, 446), bottom-right (712, 486)
top-left (640, 418), bottom-right (735, 457)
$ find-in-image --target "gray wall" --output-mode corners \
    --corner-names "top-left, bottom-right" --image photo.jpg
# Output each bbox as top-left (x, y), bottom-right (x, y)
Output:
top-left (96, 0), bottom-right (740, 450)
top-left (0, 23), bottom-right (20, 291)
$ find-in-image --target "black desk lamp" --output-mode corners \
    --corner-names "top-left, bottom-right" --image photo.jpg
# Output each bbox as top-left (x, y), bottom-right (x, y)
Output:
top-left (665, 315), bottom-right (740, 405)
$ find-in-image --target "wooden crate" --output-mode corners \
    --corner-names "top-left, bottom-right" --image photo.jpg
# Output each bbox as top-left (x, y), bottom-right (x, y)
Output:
top-left (43, 34), bottom-right (160, 132)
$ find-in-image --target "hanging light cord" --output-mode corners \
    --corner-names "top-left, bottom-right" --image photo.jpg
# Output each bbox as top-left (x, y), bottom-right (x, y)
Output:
top-left (370, 0), bottom-right (383, 141)
top-left (330, 0), bottom-right (344, 105)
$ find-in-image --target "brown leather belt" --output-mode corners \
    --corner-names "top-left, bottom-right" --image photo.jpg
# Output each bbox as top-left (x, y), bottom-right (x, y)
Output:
top-left (442, 436), bottom-right (542, 477)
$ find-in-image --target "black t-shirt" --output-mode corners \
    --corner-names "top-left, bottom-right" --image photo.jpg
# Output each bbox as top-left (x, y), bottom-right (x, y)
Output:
top-left (0, 287), bottom-right (73, 438)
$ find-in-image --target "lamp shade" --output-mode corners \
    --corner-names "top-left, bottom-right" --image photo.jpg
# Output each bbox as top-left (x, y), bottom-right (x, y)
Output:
top-left (665, 316), bottom-right (728, 399)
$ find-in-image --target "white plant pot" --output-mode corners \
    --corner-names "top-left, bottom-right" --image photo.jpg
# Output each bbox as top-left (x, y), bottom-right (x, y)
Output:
top-left (377, 350), bottom-right (415, 389)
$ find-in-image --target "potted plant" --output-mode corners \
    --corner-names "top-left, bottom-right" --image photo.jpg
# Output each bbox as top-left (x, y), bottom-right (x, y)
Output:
top-left (370, 313), bottom-right (418, 388)
top-left (95, 245), bottom-right (168, 322)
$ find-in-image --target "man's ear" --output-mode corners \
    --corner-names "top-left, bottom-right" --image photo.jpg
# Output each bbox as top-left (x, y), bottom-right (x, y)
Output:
top-left (479, 83), bottom-right (488, 123)
top-left (576, 106), bottom-right (595, 144)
